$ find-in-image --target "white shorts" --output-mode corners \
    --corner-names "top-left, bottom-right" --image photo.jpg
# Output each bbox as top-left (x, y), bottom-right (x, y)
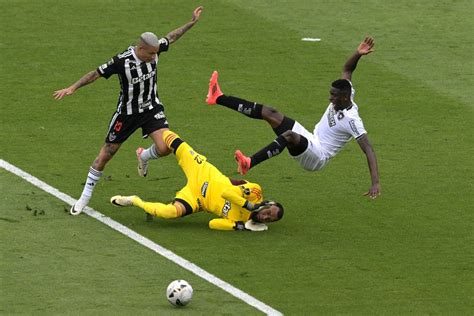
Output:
top-left (290, 121), bottom-right (329, 171)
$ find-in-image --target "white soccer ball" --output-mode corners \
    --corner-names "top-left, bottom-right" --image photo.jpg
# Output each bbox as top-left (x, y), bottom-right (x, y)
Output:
top-left (166, 279), bottom-right (193, 307)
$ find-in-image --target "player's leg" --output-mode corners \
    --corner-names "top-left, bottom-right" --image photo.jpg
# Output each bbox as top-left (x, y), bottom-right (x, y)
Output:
top-left (70, 112), bottom-right (136, 215)
top-left (111, 185), bottom-right (197, 219)
top-left (234, 129), bottom-right (308, 175)
top-left (136, 107), bottom-right (171, 177)
top-left (111, 195), bottom-right (190, 219)
top-left (206, 71), bottom-right (286, 129)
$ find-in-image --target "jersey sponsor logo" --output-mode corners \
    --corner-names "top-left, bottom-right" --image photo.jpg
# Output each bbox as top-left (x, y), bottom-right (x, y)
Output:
top-left (337, 112), bottom-right (345, 120)
top-left (327, 107), bottom-right (336, 127)
top-left (139, 100), bottom-right (152, 109)
top-left (222, 200), bottom-right (231, 218)
top-left (349, 119), bottom-right (360, 135)
top-left (201, 181), bottom-right (209, 197)
top-left (154, 111), bottom-right (165, 120)
top-left (131, 70), bottom-right (156, 84)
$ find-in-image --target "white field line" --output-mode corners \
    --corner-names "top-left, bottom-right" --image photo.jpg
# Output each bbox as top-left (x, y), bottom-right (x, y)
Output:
top-left (1, 159), bottom-right (283, 316)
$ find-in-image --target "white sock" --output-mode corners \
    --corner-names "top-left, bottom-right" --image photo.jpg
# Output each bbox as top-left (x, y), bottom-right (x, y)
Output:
top-left (140, 144), bottom-right (159, 162)
top-left (77, 167), bottom-right (103, 208)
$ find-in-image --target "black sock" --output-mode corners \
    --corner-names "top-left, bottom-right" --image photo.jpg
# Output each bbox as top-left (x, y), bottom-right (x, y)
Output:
top-left (216, 95), bottom-right (263, 119)
top-left (250, 135), bottom-right (288, 168)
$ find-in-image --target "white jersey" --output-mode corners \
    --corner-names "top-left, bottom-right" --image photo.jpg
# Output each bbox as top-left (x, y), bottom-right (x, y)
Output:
top-left (290, 82), bottom-right (367, 171)
top-left (314, 83), bottom-right (366, 158)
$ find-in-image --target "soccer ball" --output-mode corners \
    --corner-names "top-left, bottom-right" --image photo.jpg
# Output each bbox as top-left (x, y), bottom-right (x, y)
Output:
top-left (166, 280), bottom-right (193, 307)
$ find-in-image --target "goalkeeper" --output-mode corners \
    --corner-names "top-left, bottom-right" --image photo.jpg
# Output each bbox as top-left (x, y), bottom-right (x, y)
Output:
top-left (111, 130), bottom-right (284, 231)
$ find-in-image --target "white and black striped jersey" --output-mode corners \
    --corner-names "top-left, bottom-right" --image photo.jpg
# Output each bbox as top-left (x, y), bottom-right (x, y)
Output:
top-left (97, 37), bottom-right (170, 115)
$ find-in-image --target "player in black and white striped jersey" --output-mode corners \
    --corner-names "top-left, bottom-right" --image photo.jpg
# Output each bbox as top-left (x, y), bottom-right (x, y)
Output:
top-left (54, 6), bottom-right (203, 215)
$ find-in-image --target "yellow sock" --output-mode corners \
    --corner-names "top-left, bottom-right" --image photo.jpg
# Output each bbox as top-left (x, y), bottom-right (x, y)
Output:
top-left (132, 197), bottom-right (179, 219)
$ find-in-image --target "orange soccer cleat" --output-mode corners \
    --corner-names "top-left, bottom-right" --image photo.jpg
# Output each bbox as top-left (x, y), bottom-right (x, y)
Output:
top-left (234, 150), bottom-right (251, 175)
top-left (206, 71), bottom-right (223, 105)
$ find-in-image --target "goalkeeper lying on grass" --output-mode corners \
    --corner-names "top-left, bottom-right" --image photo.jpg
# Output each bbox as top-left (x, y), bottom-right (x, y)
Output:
top-left (111, 130), bottom-right (284, 231)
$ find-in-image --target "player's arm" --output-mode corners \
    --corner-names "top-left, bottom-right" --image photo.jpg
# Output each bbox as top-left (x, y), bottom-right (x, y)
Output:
top-left (165, 6), bottom-right (203, 44)
top-left (341, 37), bottom-right (375, 81)
top-left (208, 218), bottom-right (267, 231)
top-left (221, 188), bottom-right (273, 212)
top-left (53, 70), bottom-right (100, 100)
top-left (209, 218), bottom-right (245, 231)
top-left (221, 188), bottom-right (250, 210)
top-left (356, 134), bottom-right (381, 199)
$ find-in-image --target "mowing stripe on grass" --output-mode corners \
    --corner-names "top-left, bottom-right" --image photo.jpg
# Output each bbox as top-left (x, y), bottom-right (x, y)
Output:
top-left (1, 158), bottom-right (282, 316)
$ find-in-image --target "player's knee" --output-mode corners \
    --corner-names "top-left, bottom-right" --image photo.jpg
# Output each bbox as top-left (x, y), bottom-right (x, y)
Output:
top-left (282, 130), bottom-right (300, 144)
top-left (262, 106), bottom-right (284, 125)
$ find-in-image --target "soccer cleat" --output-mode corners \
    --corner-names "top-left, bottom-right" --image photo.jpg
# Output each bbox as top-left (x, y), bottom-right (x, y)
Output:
top-left (110, 195), bottom-right (136, 207)
top-left (70, 200), bottom-right (87, 216)
top-left (234, 150), bottom-right (251, 175)
top-left (206, 71), bottom-right (223, 105)
top-left (136, 147), bottom-right (148, 177)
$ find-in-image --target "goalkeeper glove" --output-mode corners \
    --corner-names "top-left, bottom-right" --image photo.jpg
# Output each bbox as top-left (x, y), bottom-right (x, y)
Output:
top-left (244, 220), bottom-right (268, 231)
top-left (243, 200), bottom-right (275, 212)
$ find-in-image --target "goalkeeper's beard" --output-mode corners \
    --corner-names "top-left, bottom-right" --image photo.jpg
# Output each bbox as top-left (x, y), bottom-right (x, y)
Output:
top-left (250, 211), bottom-right (262, 223)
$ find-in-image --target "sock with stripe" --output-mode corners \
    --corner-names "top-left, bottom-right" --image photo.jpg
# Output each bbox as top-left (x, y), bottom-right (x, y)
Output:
top-left (216, 95), bottom-right (263, 119)
top-left (250, 135), bottom-right (288, 168)
top-left (140, 144), bottom-right (159, 162)
top-left (77, 167), bottom-right (103, 209)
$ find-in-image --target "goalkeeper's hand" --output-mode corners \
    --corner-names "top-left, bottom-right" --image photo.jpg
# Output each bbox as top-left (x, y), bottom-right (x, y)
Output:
top-left (244, 220), bottom-right (268, 231)
top-left (233, 220), bottom-right (268, 231)
top-left (243, 200), bottom-right (275, 212)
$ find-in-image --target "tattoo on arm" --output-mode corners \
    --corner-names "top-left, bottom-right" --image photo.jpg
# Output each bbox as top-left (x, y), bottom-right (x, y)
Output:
top-left (73, 70), bottom-right (100, 90)
top-left (166, 21), bottom-right (195, 44)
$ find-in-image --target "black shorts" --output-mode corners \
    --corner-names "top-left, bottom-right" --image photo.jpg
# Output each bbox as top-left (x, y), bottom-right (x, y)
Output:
top-left (105, 106), bottom-right (169, 143)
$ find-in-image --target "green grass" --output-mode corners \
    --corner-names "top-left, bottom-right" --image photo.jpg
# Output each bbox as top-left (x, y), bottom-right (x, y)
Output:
top-left (1, 0), bottom-right (473, 314)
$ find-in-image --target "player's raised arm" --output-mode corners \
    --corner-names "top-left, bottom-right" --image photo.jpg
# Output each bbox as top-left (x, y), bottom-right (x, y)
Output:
top-left (53, 70), bottom-right (100, 100)
top-left (357, 134), bottom-right (381, 199)
top-left (341, 37), bottom-right (375, 81)
top-left (165, 6), bottom-right (203, 44)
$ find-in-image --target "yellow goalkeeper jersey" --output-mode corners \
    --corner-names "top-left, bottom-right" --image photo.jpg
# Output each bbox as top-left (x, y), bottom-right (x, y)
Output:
top-left (173, 140), bottom-right (263, 223)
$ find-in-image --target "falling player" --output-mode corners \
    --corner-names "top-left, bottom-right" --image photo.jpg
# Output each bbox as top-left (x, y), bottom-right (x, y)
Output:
top-left (206, 37), bottom-right (380, 199)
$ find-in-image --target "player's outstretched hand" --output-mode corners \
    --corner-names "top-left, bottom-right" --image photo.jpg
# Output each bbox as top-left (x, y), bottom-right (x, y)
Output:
top-left (363, 183), bottom-right (381, 199)
top-left (53, 87), bottom-right (75, 100)
top-left (357, 37), bottom-right (375, 55)
top-left (192, 6), bottom-right (203, 22)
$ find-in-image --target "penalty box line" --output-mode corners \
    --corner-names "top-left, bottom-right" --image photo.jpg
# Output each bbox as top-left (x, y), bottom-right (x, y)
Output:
top-left (0, 159), bottom-right (282, 316)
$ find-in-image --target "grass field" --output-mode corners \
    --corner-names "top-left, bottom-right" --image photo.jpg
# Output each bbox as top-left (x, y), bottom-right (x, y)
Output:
top-left (1, 0), bottom-right (473, 314)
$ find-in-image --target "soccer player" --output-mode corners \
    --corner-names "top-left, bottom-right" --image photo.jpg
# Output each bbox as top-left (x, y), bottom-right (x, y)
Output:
top-left (110, 130), bottom-right (284, 231)
top-left (206, 37), bottom-right (380, 199)
top-left (53, 7), bottom-right (203, 215)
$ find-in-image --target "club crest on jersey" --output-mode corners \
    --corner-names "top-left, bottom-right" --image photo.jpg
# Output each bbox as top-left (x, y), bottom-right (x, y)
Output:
top-left (108, 132), bottom-right (116, 142)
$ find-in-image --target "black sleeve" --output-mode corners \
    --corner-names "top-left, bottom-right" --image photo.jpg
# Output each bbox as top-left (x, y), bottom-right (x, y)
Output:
top-left (97, 56), bottom-right (120, 79)
top-left (157, 37), bottom-right (170, 55)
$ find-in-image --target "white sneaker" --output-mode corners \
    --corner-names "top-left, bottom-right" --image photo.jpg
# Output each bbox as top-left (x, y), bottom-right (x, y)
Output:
top-left (136, 147), bottom-right (148, 177)
top-left (110, 195), bottom-right (136, 207)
